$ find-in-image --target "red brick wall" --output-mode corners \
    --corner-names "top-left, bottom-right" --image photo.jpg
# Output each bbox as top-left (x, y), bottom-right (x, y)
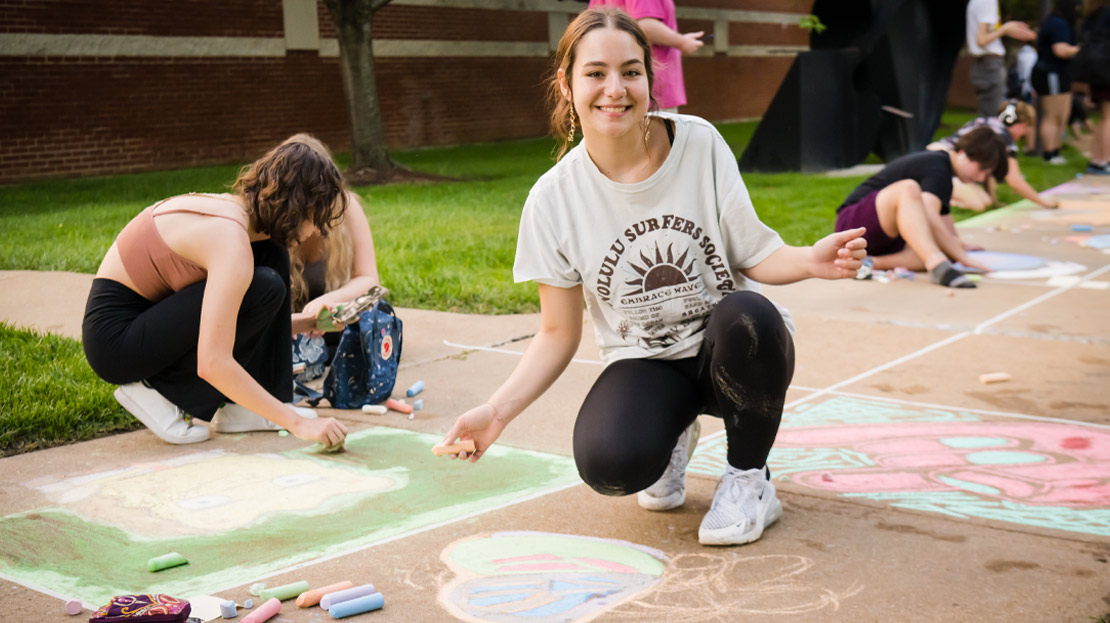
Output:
top-left (0, 0), bottom-right (285, 37)
top-left (946, 56), bottom-right (979, 111)
top-left (1, 0), bottom-right (813, 183)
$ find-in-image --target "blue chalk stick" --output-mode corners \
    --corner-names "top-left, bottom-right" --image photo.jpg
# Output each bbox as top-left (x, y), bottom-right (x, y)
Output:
top-left (329, 592), bottom-right (384, 618)
top-left (406, 380), bottom-right (424, 397)
top-left (413, 399), bottom-right (423, 411)
top-left (1073, 224), bottom-right (1094, 232)
top-left (219, 599), bottom-right (236, 618)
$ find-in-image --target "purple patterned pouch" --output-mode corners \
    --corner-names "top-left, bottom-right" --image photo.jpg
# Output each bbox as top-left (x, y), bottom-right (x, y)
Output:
top-left (89, 594), bottom-right (191, 623)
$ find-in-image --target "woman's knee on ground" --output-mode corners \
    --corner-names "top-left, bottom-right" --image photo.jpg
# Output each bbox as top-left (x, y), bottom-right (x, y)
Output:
top-left (706, 291), bottom-right (788, 359)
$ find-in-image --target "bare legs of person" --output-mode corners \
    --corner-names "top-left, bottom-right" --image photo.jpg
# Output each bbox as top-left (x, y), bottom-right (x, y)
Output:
top-left (873, 179), bottom-right (975, 288)
top-left (1089, 100), bottom-right (1110, 174)
top-left (871, 247), bottom-right (925, 271)
top-left (1040, 92), bottom-right (1072, 164)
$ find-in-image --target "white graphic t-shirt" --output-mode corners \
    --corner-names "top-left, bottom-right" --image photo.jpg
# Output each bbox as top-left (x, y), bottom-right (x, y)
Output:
top-left (514, 113), bottom-right (794, 365)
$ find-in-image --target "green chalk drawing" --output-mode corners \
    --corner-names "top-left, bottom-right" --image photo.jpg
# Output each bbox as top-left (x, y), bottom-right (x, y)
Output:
top-left (0, 428), bottom-right (578, 606)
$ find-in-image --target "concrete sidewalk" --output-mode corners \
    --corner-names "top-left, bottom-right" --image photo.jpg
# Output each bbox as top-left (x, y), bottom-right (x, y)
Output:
top-left (0, 175), bottom-right (1108, 623)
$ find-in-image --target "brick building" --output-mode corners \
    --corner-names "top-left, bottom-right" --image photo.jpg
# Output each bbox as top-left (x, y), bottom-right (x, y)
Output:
top-left (0, 0), bottom-right (821, 184)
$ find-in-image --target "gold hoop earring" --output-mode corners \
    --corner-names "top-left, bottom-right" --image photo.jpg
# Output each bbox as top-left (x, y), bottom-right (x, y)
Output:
top-left (568, 105), bottom-right (577, 143)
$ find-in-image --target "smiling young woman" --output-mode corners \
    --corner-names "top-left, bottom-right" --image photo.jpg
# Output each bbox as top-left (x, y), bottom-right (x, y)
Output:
top-left (439, 7), bottom-right (868, 547)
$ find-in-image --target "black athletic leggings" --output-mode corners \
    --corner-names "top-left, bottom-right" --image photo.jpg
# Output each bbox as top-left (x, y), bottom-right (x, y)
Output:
top-left (573, 291), bottom-right (795, 496)
top-left (82, 240), bottom-right (293, 420)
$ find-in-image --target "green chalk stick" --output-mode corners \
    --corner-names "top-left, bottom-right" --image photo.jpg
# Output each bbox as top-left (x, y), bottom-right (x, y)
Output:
top-left (259, 580), bottom-right (310, 602)
top-left (316, 307), bottom-right (340, 332)
top-left (148, 552), bottom-right (188, 572)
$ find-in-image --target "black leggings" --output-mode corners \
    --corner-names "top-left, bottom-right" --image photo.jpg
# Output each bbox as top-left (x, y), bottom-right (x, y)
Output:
top-left (573, 291), bottom-right (795, 496)
top-left (82, 240), bottom-right (293, 420)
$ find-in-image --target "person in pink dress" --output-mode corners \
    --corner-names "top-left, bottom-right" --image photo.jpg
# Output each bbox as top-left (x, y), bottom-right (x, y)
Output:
top-left (587, 0), bottom-right (704, 111)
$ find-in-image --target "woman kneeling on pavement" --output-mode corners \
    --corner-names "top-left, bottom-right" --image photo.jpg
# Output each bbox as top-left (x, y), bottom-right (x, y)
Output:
top-left (82, 134), bottom-right (349, 447)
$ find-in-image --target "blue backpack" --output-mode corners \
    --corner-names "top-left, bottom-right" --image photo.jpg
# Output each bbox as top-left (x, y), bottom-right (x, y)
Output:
top-left (323, 300), bottom-right (403, 409)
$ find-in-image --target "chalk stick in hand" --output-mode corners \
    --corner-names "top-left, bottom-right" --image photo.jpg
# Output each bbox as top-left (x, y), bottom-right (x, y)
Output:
top-left (433, 439), bottom-right (476, 457)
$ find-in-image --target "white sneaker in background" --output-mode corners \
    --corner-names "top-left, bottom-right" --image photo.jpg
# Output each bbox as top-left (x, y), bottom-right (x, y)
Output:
top-left (114, 382), bottom-right (210, 444)
top-left (698, 465), bottom-right (782, 546)
top-left (637, 419), bottom-right (701, 511)
top-left (212, 402), bottom-right (316, 433)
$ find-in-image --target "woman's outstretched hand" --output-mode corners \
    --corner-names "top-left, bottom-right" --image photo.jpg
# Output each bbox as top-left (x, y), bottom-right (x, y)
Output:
top-left (439, 403), bottom-right (506, 463)
top-left (809, 227), bottom-right (868, 279)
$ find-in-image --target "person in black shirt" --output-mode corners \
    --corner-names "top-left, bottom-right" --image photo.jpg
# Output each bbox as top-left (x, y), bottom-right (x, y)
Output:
top-left (1033, 0), bottom-right (1081, 164)
top-left (834, 127), bottom-right (1009, 288)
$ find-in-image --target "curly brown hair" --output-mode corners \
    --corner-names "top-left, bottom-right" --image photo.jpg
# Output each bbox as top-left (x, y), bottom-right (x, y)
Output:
top-left (545, 7), bottom-right (656, 161)
top-left (232, 134), bottom-right (348, 246)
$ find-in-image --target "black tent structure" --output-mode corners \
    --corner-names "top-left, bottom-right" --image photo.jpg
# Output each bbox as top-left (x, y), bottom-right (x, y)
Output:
top-left (738, 0), bottom-right (968, 173)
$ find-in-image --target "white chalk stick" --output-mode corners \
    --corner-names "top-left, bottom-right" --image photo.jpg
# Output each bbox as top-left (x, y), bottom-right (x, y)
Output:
top-left (978, 372), bottom-right (1012, 384)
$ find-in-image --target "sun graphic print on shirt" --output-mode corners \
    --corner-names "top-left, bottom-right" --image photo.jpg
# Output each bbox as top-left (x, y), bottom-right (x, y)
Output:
top-left (597, 220), bottom-right (726, 351)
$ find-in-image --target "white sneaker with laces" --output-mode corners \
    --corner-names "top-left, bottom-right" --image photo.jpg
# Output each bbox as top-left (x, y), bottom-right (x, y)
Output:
top-left (212, 402), bottom-right (317, 433)
top-left (114, 382), bottom-right (210, 444)
top-left (698, 465), bottom-right (782, 546)
top-left (638, 419), bottom-right (700, 511)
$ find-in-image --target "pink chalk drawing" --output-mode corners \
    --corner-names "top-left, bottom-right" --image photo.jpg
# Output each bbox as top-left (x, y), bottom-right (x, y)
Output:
top-left (685, 395), bottom-right (1110, 536)
top-left (776, 422), bottom-right (1110, 508)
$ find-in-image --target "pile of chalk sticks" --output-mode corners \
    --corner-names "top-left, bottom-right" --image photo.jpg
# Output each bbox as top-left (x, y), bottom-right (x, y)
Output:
top-left (238, 580), bottom-right (383, 621)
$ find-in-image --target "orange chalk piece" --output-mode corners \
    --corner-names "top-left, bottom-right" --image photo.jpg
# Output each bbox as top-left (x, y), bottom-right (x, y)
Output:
top-left (296, 581), bottom-right (354, 608)
top-left (385, 398), bottom-right (413, 414)
top-left (978, 372), bottom-right (1012, 384)
top-left (432, 439), bottom-right (476, 457)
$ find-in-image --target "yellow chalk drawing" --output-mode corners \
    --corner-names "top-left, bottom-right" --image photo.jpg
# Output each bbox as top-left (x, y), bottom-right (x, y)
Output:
top-left (32, 450), bottom-right (400, 538)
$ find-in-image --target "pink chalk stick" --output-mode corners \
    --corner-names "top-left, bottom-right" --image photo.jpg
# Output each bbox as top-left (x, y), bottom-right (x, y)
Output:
top-left (241, 597), bottom-right (281, 623)
top-left (65, 599), bottom-right (83, 615)
top-left (297, 580), bottom-right (354, 608)
top-left (319, 583), bottom-right (377, 610)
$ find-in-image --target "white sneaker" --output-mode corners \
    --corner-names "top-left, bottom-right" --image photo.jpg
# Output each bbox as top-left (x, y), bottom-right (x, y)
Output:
top-left (114, 383), bottom-right (210, 445)
top-left (698, 465), bottom-right (782, 546)
top-left (637, 419), bottom-right (700, 511)
top-left (212, 402), bottom-right (317, 433)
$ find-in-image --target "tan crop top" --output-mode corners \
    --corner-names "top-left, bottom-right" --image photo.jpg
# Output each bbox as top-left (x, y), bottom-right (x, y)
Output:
top-left (116, 195), bottom-right (246, 301)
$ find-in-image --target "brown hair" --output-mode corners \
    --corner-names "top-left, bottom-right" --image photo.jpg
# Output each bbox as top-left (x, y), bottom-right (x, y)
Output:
top-left (289, 192), bottom-right (356, 311)
top-left (232, 133), bottom-right (348, 247)
top-left (545, 7), bottom-right (656, 161)
top-left (954, 126), bottom-right (1009, 181)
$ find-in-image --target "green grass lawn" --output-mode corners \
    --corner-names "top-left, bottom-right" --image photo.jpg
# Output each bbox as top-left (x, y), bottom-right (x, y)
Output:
top-left (0, 111), bottom-right (1093, 455)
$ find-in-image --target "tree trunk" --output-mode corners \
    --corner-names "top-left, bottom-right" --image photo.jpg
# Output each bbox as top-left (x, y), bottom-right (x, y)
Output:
top-left (325, 0), bottom-right (394, 178)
